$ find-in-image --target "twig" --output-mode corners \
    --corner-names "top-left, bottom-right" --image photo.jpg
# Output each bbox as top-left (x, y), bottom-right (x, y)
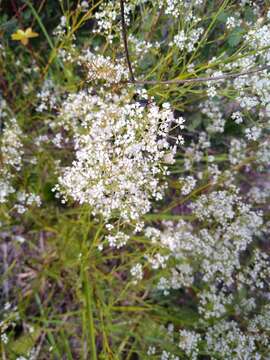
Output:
top-left (10, 0), bottom-right (27, 22)
top-left (2, 243), bottom-right (9, 301)
top-left (120, 0), bottom-right (135, 82)
top-left (32, 333), bottom-right (46, 360)
top-left (123, 65), bottom-right (270, 86)
top-left (39, 231), bottom-right (45, 253)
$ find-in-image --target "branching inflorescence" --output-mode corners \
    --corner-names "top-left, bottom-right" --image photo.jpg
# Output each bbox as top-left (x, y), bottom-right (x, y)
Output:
top-left (1, 0), bottom-right (270, 358)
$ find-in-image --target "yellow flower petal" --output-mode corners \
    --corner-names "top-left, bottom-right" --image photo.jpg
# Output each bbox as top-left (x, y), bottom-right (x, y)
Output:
top-left (25, 28), bottom-right (39, 38)
top-left (11, 30), bottom-right (25, 40)
top-left (11, 34), bottom-right (21, 40)
top-left (21, 37), bottom-right (29, 45)
top-left (11, 28), bottom-right (38, 45)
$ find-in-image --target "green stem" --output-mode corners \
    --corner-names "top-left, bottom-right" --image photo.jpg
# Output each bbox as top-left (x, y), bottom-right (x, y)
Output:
top-left (83, 268), bottom-right (97, 360)
top-left (24, 0), bottom-right (63, 70)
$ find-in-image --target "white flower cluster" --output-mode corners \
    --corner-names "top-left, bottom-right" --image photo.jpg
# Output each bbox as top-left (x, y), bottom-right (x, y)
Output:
top-left (0, 117), bottom-right (23, 203)
top-left (200, 99), bottom-right (225, 133)
top-left (182, 131), bottom-right (210, 172)
top-left (245, 19), bottom-right (270, 63)
top-left (54, 89), bottom-right (184, 229)
top-left (53, 15), bottom-right (68, 39)
top-left (160, 350), bottom-right (179, 360)
top-left (0, 178), bottom-right (14, 204)
top-left (177, 312), bottom-right (270, 359)
top-left (93, 0), bottom-right (146, 40)
top-left (146, 189), bottom-right (263, 294)
top-left (238, 249), bottom-right (270, 291)
top-left (78, 50), bottom-right (128, 84)
top-left (248, 186), bottom-right (270, 204)
top-left (147, 346), bottom-right (156, 356)
top-left (1, 117), bottom-right (23, 171)
top-left (230, 16), bottom-right (270, 114)
top-left (226, 16), bottom-right (237, 29)
top-left (178, 330), bottom-right (201, 360)
top-left (0, 302), bottom-right (20, 348)
top-left (158, 0), bottom-right (203, 20)
top-left (14, 191), bottom-right (41, 214)
top-left (231, 111), bottom-right (243, 124)
top-left (106, 231), bottom-right (130, 248)
top-left (204, 320), bottom-right (261, 359)
top-left (146, 253), bottom-right (169, 270)
top-left (79, 1), bottom-right (89, 12)
top-left (245, 125), bottom-right (262, 141)
top-left (145, 188), bottom-right (270, 357)
top-left (0, 103), bottom-right (41, 212)
top-left (179, 175), bottom-right (197, 195)
top-left (171, 27), bottom-right (203, 53)
top-left (130, 263), bottom-right (143, 284)
top-left (228, 138), bottom-right (247, 165)
top-left (36, 79), bottom-right (60, 113)
top-left (129, 35), bottom-right (160, 67)
top-left (94, 1), bottom-right (118, 40)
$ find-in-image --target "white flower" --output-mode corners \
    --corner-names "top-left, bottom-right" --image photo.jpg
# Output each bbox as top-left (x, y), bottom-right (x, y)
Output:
top-left (78, 50), bottom-right (128, 84)
top-left (106, 232), bottom-right (129, 248)
top-left (171, 27), bottom-right (203, 53)
top-left (1, 333), bottom-right (8, 344)
top-left (245, 126), bottom-right (262, 141)
top-left (55, 89), bottom-right (183, 228)
top-left (147, 346), bottom-right (156, 355)
top-left (179, 175), bottom-right (197, 195)
top-left (226, 16), bottom-right (237, 29)
top-left (179, 330), bottom-right (201, 358)
top-left (231, 111), bottom-right (243, 124)
top-left (130, 263), bottom-right (143, 283)
top-left (80, 1), bottom-right (89, 10)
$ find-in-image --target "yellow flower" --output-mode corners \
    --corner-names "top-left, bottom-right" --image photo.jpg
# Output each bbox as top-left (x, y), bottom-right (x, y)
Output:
top-left (11, 27), bottom-right (39, 45)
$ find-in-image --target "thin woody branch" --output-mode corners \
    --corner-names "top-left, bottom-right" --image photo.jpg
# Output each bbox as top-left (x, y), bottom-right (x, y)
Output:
top-left (123, 65), bottom-right (270, 86)
top-left (120, 0), bottom-right (135, 82)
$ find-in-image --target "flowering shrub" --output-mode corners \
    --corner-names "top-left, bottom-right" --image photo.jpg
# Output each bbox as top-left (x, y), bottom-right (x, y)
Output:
top-left (52, 88), bottom-right (183, 231)
top-left (0, 0), bottom-right (270, 359)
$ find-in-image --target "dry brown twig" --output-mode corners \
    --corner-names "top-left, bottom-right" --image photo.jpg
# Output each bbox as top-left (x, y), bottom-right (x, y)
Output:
top-left (125, 65), bottom-right (270, 85)
top-left (120, 0), bottom-right (135, 82)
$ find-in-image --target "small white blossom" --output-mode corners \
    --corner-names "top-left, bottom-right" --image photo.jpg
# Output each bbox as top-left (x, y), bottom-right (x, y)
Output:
top-left (245, 126), bottom-right (262, 141)
top-left (130, 263), bottom-right (143, 284)
top-left (179, 176), bottom-right (197, 195)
